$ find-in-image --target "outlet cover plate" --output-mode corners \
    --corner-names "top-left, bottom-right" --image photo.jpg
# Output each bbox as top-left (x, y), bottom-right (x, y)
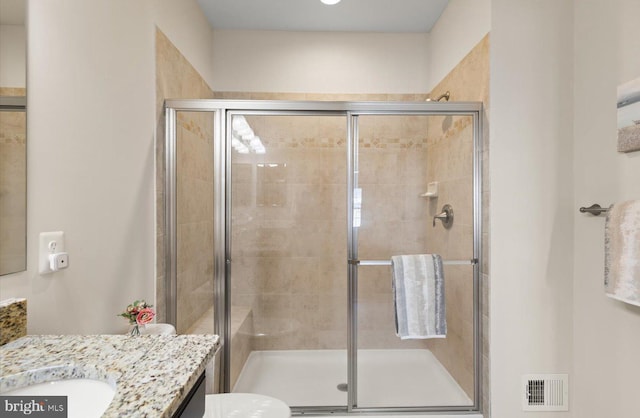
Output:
top-left (39, 231), bottom-right (65, 274)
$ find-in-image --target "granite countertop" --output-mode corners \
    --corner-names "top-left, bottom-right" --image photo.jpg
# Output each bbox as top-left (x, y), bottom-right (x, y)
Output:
top-left (0, 334), bottom-right (219, 417)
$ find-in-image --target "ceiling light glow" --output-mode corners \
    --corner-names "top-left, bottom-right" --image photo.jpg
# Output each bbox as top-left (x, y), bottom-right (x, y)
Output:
top-left (231, 116), bottom-right (266, 154)
top-left (320, 0), bottom-right (341, 5)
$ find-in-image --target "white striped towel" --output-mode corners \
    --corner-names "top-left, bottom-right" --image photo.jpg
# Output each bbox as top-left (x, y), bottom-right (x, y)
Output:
top-left (391, 254), bottom-right (446, 339)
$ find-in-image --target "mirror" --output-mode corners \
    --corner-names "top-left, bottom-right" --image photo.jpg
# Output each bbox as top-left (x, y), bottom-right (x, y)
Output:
top-left (0, 0), bottom-right (26, 275)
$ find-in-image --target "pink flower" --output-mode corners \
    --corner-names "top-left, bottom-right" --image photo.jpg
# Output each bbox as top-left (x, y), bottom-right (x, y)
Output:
top-left (136, 307), bottom-right (155, 325)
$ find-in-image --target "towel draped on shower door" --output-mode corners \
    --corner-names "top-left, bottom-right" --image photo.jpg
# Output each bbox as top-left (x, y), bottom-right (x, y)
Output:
top-left (391, 254), bottom-right (447, 339)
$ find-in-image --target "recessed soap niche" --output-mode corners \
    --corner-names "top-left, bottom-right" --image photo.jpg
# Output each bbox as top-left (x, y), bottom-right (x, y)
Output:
top-left (257, 163), bottom-right (287, 207)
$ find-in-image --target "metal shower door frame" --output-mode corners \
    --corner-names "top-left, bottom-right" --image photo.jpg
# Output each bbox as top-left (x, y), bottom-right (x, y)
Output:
top-left (164, 99), bottom-right (483, 415)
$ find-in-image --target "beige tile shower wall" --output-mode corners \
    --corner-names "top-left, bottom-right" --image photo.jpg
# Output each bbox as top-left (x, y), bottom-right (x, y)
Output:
top-left (214, 92), bottom-right (428, 102)
top-left (357, 114), bottom-right (435, 350)
top-left (0, 87), bottom-right (26, 275)
top-left (424, 35), bottom-right (490, 403)
top-left (155, 29), bottom-right (215, 333)
top-left (231, 126), bottom-right (348, 351)
top-left (175, 111), bottom-right (214, 333)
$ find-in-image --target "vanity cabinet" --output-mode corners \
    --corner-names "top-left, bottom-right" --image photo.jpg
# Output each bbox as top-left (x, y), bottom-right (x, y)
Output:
top-left (173, 372), bottom-right (206, 418)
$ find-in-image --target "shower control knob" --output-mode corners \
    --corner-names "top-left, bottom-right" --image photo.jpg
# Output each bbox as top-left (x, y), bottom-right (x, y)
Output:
top-left (433, 204), bottom-right (454, 229)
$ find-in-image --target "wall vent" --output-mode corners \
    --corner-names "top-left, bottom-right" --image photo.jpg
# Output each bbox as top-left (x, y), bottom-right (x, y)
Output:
top-left (522, 374), bottom-right (569, 412)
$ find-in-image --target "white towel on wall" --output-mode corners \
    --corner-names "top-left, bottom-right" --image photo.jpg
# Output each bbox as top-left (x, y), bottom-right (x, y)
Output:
top-left (605, 200), bottom-right (640, 307)
top-left (391, 254), bottom-right (446, 339)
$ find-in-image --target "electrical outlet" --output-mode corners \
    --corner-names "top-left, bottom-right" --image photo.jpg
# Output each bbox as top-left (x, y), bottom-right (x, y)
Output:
top-left (39, 231), bottom-right (65, 274)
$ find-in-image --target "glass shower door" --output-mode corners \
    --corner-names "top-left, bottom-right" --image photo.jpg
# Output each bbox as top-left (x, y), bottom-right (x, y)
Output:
top-left (228, 113), bottom-right (349, 409)
top-left (351, 114), bottom-right (478, 410)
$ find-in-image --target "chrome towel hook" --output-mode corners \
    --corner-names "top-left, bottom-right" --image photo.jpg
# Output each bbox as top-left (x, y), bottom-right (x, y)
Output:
top-left (433, 204), bottom-right (454, 228)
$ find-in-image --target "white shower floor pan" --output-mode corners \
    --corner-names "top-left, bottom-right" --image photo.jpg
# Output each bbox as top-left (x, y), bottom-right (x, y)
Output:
top-left (233, 349), bottom-right (474, 411)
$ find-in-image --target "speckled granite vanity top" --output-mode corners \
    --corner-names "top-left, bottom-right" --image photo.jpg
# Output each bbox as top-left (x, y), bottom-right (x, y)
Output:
top-left (0, 334), bottom-right (219, 417)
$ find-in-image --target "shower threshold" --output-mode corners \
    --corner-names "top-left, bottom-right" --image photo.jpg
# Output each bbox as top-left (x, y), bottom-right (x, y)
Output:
top-left (233, 348), bottom-right (473, 412)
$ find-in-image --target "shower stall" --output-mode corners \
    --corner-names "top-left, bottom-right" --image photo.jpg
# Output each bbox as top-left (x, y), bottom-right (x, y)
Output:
top-left (164, 99), bottom-right (483, 415)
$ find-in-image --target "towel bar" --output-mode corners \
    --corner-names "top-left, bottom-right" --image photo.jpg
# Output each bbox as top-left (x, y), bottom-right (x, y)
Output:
top-left (579, 204), bottom-right (610, 216)
top-left (350, 259), bottom-right (477, 266)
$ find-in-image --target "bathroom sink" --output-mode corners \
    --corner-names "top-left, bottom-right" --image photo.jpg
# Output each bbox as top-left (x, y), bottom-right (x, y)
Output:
top-left (2, 378), bottom-right (115, 418)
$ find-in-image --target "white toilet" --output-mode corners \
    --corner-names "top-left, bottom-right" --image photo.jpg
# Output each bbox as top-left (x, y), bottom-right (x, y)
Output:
top-left (204, 393), bottom-right (291, 418)
top-left (139, 323), bottom-right (177, 335)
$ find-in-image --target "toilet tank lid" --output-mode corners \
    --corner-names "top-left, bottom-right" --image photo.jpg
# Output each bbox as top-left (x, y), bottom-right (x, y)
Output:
top-left (140, 323), bottom-right (177, 335)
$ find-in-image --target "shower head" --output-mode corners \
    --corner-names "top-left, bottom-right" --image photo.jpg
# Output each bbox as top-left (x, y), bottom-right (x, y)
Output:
top-left (426, 91), bottom-right (450, 102)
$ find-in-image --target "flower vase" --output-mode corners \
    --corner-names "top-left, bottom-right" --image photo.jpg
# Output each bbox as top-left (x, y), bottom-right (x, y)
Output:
top-left (130, 323), bottom-right (145, 336)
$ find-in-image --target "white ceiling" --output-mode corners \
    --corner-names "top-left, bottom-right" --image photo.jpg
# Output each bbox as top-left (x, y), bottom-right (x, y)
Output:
top-left (0, 0), bottom-right (449, 32)
top-left (0, 0), bottom-right (25, 25)
top-left (197, 0), bottom-right (449, 33)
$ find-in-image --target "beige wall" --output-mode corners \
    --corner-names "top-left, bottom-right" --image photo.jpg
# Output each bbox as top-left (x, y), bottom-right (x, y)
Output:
top-left (491, 2), bottom-right (640, 417)
top-left (427, 0), bottom-right (491, 90)
top-left (572, 1), bottom-right (640, 417)
top-left (491, 1), bottom-right (574, 417)
top-left (0, 0), bottom-right (214, 334)
top-left (212, 30), bottom-right (429, 94)
top-left (424, 34), bottom-right (490, 401)
top-left (155, 29), bottom-right (215, 332)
